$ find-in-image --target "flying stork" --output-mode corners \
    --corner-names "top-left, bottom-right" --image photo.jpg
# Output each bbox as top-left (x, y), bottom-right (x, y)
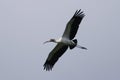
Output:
top-left (43, 9), bottom-right (87, 71)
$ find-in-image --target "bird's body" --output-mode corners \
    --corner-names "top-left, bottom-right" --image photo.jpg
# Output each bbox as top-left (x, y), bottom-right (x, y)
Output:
top-left (57, 37), bottom-right (75, 46)
top-left (43, 9), bottom-right (87, 71)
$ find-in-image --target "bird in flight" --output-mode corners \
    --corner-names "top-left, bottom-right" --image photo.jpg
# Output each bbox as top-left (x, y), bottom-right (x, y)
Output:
top-left (43, 9), bottom-right (87, 71)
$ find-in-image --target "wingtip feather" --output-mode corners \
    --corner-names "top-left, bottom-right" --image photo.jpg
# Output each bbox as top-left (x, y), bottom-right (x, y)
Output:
top-left (74, 9), bottom-right (85, 17)
top-left (43, 61), bottom-right (54, 71)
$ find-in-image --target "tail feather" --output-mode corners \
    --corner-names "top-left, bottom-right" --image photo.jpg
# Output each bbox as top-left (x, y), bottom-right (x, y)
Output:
top-left (69, 39), bottom-right (77, 49)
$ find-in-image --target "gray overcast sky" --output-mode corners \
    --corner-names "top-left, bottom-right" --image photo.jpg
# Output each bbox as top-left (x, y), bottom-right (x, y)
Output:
top-left (0, 0), bottom-right (120, 80)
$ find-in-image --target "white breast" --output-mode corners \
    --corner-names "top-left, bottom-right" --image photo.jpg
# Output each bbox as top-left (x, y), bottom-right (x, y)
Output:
top-left (61, 37), bottom-right (74, 46)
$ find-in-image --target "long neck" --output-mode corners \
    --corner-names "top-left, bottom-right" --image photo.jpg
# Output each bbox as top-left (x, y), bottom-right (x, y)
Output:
top-left (55, 37), bottom-right (62, 43)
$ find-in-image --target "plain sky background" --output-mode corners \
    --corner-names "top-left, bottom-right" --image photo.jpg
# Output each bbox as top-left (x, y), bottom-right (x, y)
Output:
top-left (0, 0), bottom-right (120, 80)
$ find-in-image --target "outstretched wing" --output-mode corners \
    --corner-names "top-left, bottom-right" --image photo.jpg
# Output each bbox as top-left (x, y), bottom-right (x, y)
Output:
top-left (43, 43), bottom-right (68, 71)
top-left (62, 9), bottom-right (85, 40)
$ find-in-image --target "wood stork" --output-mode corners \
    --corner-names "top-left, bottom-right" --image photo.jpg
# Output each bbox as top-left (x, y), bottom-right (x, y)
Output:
top-left (43, 9), bottom-right (87, 71)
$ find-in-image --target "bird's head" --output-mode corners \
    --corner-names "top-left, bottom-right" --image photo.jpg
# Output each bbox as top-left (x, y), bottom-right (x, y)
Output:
top-left (43, 39), bottom-right (56, 44)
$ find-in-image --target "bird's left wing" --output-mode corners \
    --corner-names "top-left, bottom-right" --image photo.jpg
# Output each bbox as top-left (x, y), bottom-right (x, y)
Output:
top-left (43, 43), bottom-right (68, 71)
top-left (62, 9), bottom-right (85, 40)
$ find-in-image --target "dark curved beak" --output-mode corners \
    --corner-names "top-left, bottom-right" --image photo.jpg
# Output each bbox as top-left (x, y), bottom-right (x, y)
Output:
top-left (43, 41), bottom-right (50, 44)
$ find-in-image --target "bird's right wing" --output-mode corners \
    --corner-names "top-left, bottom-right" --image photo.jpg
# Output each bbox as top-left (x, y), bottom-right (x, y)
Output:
top-left (43, 43), bottom-right (68, 71)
